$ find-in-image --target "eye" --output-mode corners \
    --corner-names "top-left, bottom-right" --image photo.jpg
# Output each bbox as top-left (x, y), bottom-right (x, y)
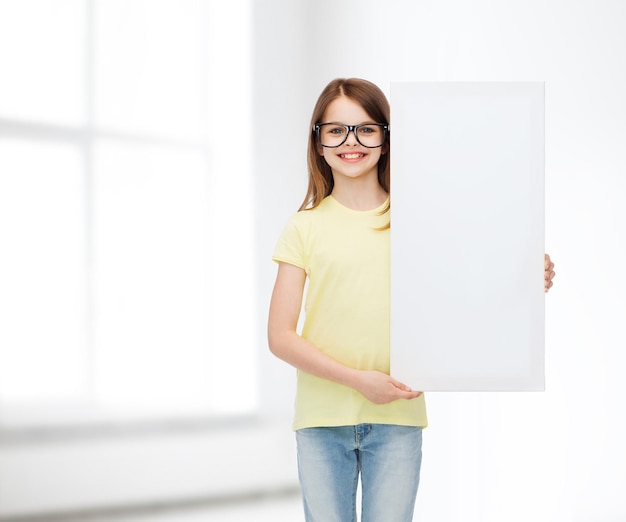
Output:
top-left (358, 125), bottom-right (379, 135)
top-left (326, 125), bottom-right (346, 135)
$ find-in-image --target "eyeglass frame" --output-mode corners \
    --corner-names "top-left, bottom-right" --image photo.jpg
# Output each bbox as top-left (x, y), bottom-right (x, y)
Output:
top-left (313, 122), bottom-right (390, 148)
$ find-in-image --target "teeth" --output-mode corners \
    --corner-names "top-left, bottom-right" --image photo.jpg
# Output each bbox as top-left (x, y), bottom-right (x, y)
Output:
top-left (341, 153), bottom-right (363, 159)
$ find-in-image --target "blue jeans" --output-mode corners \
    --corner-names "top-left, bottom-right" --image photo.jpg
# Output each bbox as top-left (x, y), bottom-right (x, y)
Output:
top-left (296, 424), bottom-right (423, 522)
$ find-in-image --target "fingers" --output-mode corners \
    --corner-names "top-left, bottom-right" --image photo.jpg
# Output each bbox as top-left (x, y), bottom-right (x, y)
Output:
top-left (398, 390), bottom-right (423, 400)
top-left (396, 388), bottom-right (423, 399)
top-left (390, 378), bottom-right (423, 399)
top-left (359, 371), bottom-right (423, 404)
top-left (544, 253), bottom-right (555, 293)
top-left (389, 377), bottom-right (411, 391)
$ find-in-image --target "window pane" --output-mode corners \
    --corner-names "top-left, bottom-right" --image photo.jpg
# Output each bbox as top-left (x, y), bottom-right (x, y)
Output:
top-left (0, 0), bottom-right (257, 424)
top-left (0, 0), bottom-right (85, 125)
top-left (93, 141), bottom-right (213, 413)
top-left (0, 139), bottom-right (88, 402)
top-left (93, 0), bottom-right (208, 141)
top-left (205, 0), bottom-right (256, 414)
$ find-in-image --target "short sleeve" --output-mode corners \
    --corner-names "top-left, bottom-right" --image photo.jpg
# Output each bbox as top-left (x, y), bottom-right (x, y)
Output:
top-left (272, 214), bottom-right (307, 270)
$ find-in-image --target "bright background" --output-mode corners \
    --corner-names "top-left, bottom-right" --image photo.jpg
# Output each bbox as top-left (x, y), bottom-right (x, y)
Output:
top-left (1, 0), bottom-right (625, 521)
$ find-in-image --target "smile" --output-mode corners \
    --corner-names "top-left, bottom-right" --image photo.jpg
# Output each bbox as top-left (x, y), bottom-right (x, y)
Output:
top-left (339, 153), bottom-right (365, 159)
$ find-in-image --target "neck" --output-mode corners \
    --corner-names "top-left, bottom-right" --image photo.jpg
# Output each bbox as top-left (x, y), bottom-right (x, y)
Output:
top-left (331, 177), bottom-right (388, 211)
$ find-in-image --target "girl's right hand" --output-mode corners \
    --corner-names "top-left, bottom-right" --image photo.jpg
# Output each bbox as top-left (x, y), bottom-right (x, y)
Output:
top-left (355, 370), bottom-right (423, 404)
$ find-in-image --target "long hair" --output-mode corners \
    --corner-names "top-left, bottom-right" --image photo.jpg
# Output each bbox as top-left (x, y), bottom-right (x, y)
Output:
top-left (299, 78), bottom-right (391, 211)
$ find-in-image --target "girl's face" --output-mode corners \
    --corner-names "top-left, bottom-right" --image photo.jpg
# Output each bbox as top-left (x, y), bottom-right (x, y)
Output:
top-left (319, 95), bottom-right (383, 186)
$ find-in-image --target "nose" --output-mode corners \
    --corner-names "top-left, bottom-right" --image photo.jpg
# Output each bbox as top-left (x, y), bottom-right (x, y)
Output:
top-left (344, 127), bottom-right (359, 145)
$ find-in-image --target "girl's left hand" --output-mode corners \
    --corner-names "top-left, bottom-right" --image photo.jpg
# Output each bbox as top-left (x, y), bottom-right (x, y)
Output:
top-left (544, 253), bottom-right (555, 293)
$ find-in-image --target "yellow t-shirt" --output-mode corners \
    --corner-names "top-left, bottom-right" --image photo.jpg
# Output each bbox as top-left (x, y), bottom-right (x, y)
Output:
top-left (273, 195), bottom-right (427, 431)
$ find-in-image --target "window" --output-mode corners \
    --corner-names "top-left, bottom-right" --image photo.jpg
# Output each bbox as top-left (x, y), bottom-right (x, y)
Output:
top-left (0, 0), bottom-right (255, 428)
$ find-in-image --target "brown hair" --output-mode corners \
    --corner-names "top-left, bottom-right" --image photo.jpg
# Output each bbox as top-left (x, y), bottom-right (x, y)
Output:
top-left (299, 78), bottom-right (391, 211)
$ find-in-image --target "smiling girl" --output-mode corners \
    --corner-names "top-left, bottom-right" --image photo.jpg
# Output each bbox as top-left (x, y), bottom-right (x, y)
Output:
top-left (268, 77), bottom-right (554, 522)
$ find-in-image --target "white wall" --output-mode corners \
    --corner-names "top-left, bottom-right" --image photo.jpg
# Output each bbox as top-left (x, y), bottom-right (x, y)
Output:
top-left (253, 0), bottom-right (311, 418)
top-left (254, 1), bottom-right (626, 521)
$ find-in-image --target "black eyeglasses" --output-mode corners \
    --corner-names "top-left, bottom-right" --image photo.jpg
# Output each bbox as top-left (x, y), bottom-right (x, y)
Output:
top-left (313, 123), bottom-right (389, 148)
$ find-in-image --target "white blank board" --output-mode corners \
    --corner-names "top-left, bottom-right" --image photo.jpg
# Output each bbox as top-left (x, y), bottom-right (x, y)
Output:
top-left (389, 82), bottom-right (545, 391)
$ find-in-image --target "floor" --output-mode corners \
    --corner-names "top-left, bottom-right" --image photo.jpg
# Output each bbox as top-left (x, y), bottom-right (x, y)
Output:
top-left (14, 495), bottom-right (305, 522)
